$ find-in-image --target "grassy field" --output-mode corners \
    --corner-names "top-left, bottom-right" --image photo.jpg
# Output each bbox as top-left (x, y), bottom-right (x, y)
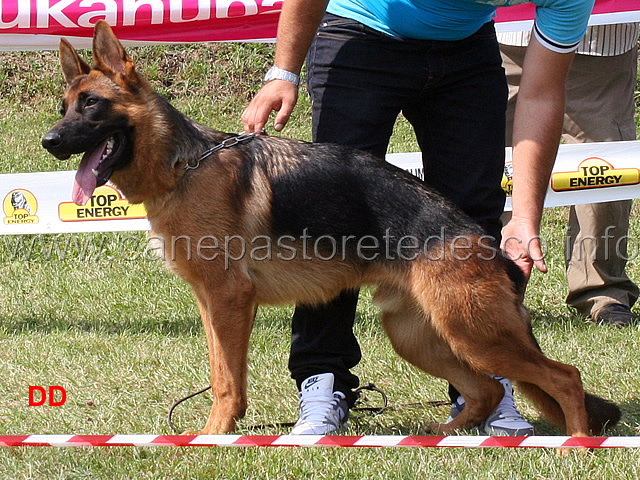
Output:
top-left (1, 43), bottom-right (640, 479)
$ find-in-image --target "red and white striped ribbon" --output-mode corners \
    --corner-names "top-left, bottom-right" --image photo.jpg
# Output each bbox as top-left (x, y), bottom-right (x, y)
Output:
top-left (2, 435), bottom-right (640, 448)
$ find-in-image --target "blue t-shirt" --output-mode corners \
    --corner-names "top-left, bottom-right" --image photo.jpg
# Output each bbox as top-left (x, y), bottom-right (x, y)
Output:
top-left (326, 0), bottom-right (594, 52)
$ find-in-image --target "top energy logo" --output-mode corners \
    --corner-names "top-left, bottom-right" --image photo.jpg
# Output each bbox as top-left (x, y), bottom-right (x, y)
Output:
top-left (3, 189), bottom-right (39, 225)
top-left (551, 157), bottom-right (640, 192)
top-left (501, 162), bottom-right (513, 197)
top-left (58, 185), bottom-right (146, 222)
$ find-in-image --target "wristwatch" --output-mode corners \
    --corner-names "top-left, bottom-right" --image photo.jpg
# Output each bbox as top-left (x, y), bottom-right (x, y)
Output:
top-left (264, 65), bottom-right (301, 88)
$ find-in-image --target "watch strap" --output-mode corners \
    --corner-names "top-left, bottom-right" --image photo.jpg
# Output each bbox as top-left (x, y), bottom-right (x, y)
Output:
top-left (264, 65), bottom-right (301, 87)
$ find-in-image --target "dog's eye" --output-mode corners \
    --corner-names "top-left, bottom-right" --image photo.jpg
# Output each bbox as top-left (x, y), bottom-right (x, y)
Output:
top-left (84, 97), bottom-right (99, 109)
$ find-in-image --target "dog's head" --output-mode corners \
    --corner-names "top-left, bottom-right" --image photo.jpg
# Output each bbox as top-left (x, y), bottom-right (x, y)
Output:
top-left (11, 191), bottom-right (28, 209)
top-left (42, 21), bottom-right (151, 206)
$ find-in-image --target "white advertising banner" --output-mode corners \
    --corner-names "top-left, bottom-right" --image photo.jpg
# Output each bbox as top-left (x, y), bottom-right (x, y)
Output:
top-left (2, 141), bottom-right (639, 235)
top-left (1, 171), bottom-right (150, 234)
top-left (388, 141), bottom-right (640, 213)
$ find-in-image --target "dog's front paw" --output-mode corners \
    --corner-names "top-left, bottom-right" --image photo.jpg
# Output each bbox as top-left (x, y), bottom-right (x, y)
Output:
top-left (426, 422), bottom-right (451, 435)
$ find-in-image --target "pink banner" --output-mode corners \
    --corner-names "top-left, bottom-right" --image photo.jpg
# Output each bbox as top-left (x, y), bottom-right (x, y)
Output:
top-left (495, 0), bottom-right (640, 24)
top-left (0, 0), bottom-right (282, 47)
top-left (0, 0), bottom-right (639, 50)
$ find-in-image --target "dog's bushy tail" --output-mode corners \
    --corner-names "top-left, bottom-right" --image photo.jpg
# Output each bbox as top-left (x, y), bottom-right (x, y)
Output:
top-left (584, 392), bottom-right (622, 434)
top-left (516, 381), bottom-right (621, 434)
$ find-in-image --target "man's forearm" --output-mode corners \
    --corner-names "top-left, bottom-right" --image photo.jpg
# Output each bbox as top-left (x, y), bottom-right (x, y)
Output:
top-left (511, 37), bottom-right (573, 226)
top-left (273, 0), bottom-right (330, 75)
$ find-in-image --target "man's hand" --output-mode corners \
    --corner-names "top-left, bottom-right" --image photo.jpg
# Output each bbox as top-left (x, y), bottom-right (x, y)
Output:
top-left (501, 215), bottom-right (548, 279)
top-left (242, 79), bottom-right (299, 132)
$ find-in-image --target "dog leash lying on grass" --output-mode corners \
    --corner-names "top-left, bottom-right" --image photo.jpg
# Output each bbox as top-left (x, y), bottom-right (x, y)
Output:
top-left (168, 383), bottom-right (453, 433)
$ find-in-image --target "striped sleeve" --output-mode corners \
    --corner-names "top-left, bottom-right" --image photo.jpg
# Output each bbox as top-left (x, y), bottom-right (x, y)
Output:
top-left (497, 24), bottom-right (640, 56)
top-left (532, 0), bottom-right (595, 53)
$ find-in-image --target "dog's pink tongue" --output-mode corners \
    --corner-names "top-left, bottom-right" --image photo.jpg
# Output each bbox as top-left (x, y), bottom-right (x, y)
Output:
top-left (73, 139), bottom-right (108, 206)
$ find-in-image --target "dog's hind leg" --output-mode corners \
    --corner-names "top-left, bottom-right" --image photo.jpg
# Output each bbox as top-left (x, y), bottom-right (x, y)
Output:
top-left (413, 270), bottom-right (595, 437)
top-left (375, 287), bottom-right (504, 433)
top-left (193, 282), bottom-right (257, 434)
top-left (486, 355), bottom-right (592, 436)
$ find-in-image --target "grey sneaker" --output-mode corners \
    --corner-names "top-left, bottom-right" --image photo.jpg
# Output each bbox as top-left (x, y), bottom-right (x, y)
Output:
top-left (446, 377), bottom-right (535, 436)
top-left (481, 377), bottom-right (535, 436)
top-left (290, 373), bottom-right (349, 435)
top-left (446, 395), bottom-right (466, 424)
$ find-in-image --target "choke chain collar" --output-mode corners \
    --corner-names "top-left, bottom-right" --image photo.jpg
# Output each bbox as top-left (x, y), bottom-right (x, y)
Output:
top-left (185, 129), bottom-right (265, 170)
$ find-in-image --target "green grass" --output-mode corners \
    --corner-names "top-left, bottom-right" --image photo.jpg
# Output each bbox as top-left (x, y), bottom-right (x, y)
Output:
top-left (0, 44), bottom-right (639, 479)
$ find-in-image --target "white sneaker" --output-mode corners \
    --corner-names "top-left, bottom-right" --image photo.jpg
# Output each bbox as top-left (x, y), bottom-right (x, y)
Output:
top-left (481, 377), bottom-right (535, 436)
top-left (446, 395), bottom-right (466, 424)
top-left (446, 377), bottom-right (535, 436)
top-left (290, 373), bottom-right (349, 435)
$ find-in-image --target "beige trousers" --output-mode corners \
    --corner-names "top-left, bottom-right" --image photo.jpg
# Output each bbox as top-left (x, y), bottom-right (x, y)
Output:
top-left (501, 44), bottom-right (639, 316)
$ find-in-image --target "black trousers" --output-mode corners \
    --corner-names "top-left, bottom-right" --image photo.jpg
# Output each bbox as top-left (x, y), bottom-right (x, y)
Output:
top-left (289, 14), bottom-right (507, 406)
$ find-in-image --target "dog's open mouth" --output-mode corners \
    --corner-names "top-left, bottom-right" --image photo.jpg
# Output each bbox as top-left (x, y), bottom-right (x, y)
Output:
top-left (73, 133), bottom-right (125, 205)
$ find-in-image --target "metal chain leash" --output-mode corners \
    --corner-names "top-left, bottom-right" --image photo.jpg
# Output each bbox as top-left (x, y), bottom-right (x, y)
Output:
top-left (185, 128), bottom-right (266, 170)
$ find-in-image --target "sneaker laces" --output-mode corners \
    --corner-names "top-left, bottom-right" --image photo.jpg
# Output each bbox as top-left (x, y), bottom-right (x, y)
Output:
top-left (490, 378), bottom-right (525, 421)
top-left (298, 391), bottom-right (347, 426)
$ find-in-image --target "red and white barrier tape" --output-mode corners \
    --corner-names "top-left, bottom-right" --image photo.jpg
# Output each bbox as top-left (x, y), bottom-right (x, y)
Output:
top-left (1, 435), bottom-right (640, 448)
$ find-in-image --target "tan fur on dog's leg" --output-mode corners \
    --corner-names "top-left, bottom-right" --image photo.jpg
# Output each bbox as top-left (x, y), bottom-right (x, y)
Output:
top-left (495, 359), bottom-right (590, 437)
top-left (194, 284), bottom-right (257, 434)
top-left (425, 284), bottom-right (590, 436)
top-left (428, 374), bottom-right (503, 434)
top-left (407, 258), bottom-right (591, 436)
top-left (377, 288), bottom-right (503, 432)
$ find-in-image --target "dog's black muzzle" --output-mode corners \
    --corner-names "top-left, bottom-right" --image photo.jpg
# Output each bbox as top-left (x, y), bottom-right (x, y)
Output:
top-left (42, 129), bottom-right (72, 160)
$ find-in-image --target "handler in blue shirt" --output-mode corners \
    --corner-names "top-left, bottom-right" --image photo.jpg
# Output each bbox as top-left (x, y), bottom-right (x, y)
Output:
top-left (243, 0), bottom-right (594, 435)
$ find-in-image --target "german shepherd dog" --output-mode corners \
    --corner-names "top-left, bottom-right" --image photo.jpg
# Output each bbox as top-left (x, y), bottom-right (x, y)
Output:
top-left (43, 21), bottom-right (620, 437)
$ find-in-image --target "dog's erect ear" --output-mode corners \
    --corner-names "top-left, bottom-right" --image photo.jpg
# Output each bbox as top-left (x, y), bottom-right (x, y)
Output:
top-left (59, 38), bottom-right (91, 85)
top-left (92, 20), bottom-right (137, 83)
